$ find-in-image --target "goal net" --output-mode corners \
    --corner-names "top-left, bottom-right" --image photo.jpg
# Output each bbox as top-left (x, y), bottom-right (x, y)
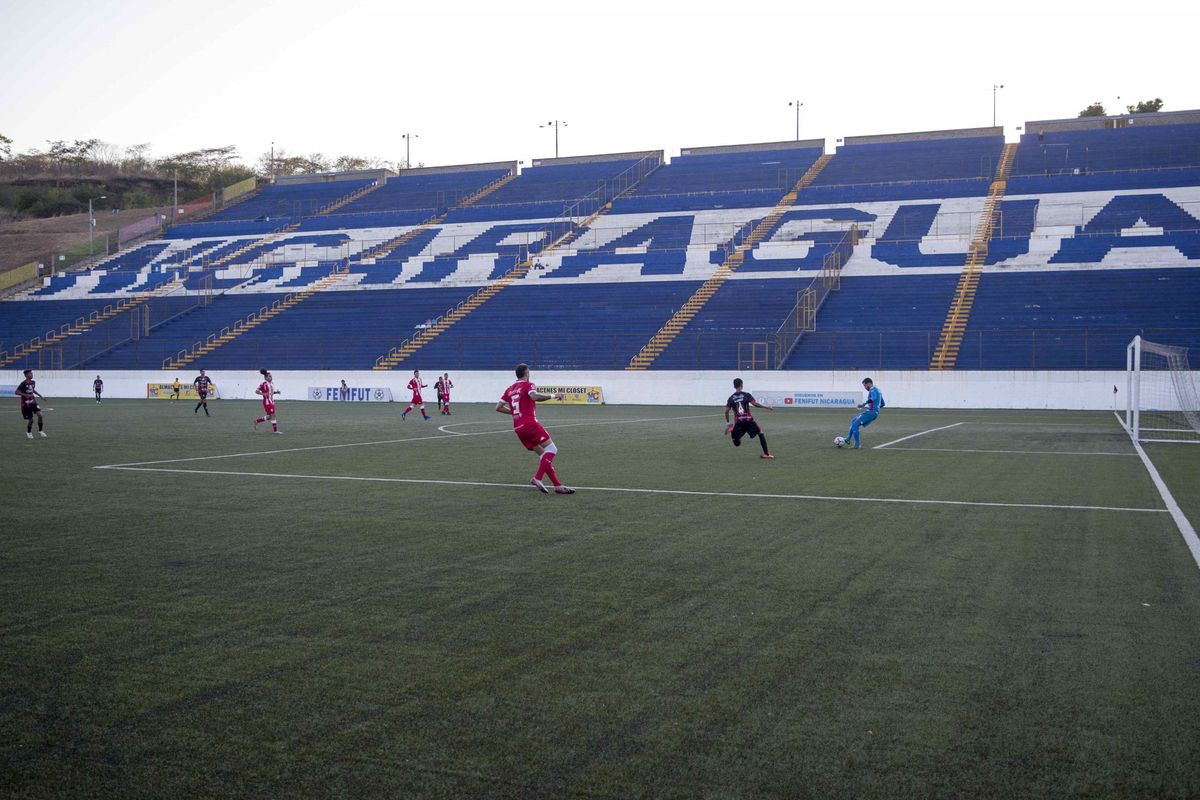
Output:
top-left (1124, 335), bottom-right (1200, 443)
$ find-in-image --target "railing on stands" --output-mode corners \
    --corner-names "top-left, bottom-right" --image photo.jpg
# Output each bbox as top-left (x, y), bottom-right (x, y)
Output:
top-left (144, 326), bottom-right (1199, 373)
top-left (457, 154), bottom-right (662, 223)
top-left (372, 156), bottom-right (661, 368)
top-left (45, 275), bottom-right (214, 370)
top-left (0, 272), bottom-right (190, 370)
top-left (161, 257), bottom-right (350, 369)
top-left (772, 225), bottom-right (856, 367)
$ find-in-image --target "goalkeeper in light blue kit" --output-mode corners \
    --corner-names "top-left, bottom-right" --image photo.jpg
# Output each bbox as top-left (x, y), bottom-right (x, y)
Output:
top-left (845, 377), bottom-right (884, 449)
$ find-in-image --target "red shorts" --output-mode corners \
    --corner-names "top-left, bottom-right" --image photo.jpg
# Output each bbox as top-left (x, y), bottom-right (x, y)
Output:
top-left (262, 403), bottom-right (276, 416)
top-left (514, 422), bottom-right (550, 451)
top-left (411, 394), bottom-right (423, 405)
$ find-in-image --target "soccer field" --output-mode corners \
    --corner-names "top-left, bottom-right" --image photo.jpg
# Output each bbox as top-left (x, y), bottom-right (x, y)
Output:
top-left (3, 399), bottom-right (1200, 798)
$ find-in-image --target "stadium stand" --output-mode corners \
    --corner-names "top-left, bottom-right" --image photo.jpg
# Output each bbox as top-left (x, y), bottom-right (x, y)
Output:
top-left (610, 140), bottom-right (823, 213)
top-left (443, 152), bottom-right (659, 223)
top-left (3, 115), bottom-right (1199, 373)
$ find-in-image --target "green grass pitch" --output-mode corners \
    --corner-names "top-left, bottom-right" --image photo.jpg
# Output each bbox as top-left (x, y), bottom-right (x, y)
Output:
top-left (3, 398), bottom-right (1199, 798)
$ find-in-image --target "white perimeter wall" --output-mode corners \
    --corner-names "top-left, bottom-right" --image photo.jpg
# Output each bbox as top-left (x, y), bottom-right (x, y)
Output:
top-left (0, 369), bottom-right (1147, 410)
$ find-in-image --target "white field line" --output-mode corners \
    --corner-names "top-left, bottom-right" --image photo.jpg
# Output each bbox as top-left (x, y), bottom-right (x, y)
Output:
top-left (1131, 439), bottom-right (1200, 569)
top-left (873, 422), bottom-right (964, 449)
top-left (964, 421), bottom-right (1125, 429)
top-left (95, 414), bottom-right (720, 469)
top-left (880, 446), bottom-right (1136, 457)
top-left (1115, 411), bottom-right (1200, 570)
top-left (94, 465), bottom-right (1169, 515)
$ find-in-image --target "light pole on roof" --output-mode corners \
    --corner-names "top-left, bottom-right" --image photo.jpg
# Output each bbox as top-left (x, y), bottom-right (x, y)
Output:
top-left (789, 101), bottom-right (803, 141)
top-left (993, 84), bottom-right (1004, 127)
top-left (402, 133), bottom-right (419, 170)
top-left (88, 195), bottom-right (106, 255)
top-left (541, 120), bottom-right (567, 158)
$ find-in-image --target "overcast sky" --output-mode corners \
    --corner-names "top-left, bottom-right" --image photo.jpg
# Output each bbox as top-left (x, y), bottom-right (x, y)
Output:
top-left (2, 0), bottom-right (1195, 170)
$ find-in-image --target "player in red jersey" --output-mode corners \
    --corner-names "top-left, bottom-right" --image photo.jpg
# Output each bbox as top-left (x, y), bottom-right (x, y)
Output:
top-left (496, 363), bottom-right (575, 494)
top-left (254, 368), bottom-right (282, 434)
top-left (436, 372), bottom-right (454, 415)
top-left (401, 369), bottom-right (430, 421)
top-left (16, 369), bottom-right (47, 439)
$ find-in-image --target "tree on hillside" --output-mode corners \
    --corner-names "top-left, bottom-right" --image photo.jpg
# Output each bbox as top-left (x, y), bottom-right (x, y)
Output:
top-left (0, 133), bottom-right (11, 161)
top-left (1127, 98), bottom-right (1164, 114)
top-left (256, 149), bottom-right (403, 177)
top-left (156, 146), bottom-right (244, 191)
top-left (121, 143), bottom-right (153, 174)
top-left (157, 145), bottom-right (239, 178)
top-left (1078, 102), bottom-right (1107, 118)
top-left (43, 139), bottom-right (106, 171)
top-left (334, 155), bottom-right (370, 171)
top-left (256, 149), bottom-right (330, 176)
top-left (333, 154), bottom-right (401, 171)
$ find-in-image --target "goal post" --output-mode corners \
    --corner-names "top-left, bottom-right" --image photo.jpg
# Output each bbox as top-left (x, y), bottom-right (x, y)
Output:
top-left (1124, 335), bottom-right (1200, 444)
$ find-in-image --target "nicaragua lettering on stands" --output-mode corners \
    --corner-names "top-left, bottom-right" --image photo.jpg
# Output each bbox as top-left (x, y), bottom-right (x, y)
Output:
top-left (754, 391), bottom-right (859, 408)
top-left (307, 386), bottom-right (395, 402)
top-left (538, 386), bottom-right (604, 405)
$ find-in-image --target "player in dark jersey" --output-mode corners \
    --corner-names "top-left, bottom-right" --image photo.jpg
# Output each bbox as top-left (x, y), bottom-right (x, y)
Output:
top-left (193, 369), bottom-right (212, 416)
top-left (724, 378), bottom-right (773, 459)
top-left (93, 375), bottom-right (103, 403)
top-left (16, 369), bottom-right (47, 439)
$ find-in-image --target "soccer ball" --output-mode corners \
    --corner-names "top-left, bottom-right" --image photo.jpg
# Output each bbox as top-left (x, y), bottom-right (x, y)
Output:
top-left (834, 436), bottom-right (846, 448)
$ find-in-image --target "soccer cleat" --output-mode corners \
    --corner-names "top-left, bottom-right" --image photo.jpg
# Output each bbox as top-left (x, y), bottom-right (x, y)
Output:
top-left (423, 415), bottom-right (430, 421)
top-left (760, 453), bottom-right (774, 459)
top-left (401, 412), bottom-right (408, 420)
top-left (26, 432), bottom-right (33, 439)
top-left (554, 486), bottom-right (576, 495)
top-left (852, 443), bottom-right (861, 449)
top-left (530, 478), bottom-right (549, 494)
top-left (39, 431), bottom-right (47, 438)
top-left (273, 430), bottom-right (283, 435)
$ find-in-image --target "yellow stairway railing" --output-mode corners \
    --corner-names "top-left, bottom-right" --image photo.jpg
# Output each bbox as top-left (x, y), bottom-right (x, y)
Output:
top-left (626, 153), bottom-right (834, 370)
top-left (0, 275), bottom-right (186, 368)
top-left (165, 171), bottom-right (525, 370)
top-left (372, 157), bottom-right (660, 370)
top-left (929, 142), bottom-right (1019, 370)
top-left (163, 263), bottom-right (352, 370)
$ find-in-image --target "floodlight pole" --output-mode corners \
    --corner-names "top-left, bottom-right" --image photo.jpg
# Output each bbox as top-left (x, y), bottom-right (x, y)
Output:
top-left (790, 100), bottom-right (803, 141)
top-left (542, 120), bottom-right (567, 158)
top-left (402, 133), bottom-right (419, 170)
top-left (993, 84), bottom-right (1004, 127)
top-left (88, 195), bottom-right (106, 255)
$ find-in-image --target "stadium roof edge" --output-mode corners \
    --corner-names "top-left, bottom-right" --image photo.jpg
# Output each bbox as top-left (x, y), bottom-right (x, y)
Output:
top-left (1024, 108), bottom-right (1200, 134)
top-left (273, 169), bottom-right (389, 186)
top-left (530, 150), bottom-right (663, 168)
top-left (843, 127), bottom-right (1003, 146)
top-left (395, 161), bottom-right (518, 177)
top-left (679, 139), bottom-right (824, 157)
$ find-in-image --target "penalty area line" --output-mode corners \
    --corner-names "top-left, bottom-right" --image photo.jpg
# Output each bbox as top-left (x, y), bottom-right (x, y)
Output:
top-left (874, 422), bottom-right (964, 449)
top-left (94, 465), bottom-right (1168, 515)
top-left (879, 446), bottom-right (1137, 457)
